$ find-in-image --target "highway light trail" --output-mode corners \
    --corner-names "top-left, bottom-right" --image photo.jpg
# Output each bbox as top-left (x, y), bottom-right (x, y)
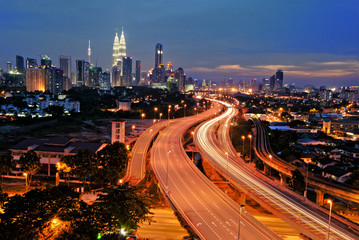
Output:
top-left (195, 100), bottom-right (357, 240)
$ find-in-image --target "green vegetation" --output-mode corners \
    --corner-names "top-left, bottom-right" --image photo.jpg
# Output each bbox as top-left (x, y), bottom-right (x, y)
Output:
top-left (174, 210), bottom-right (199, 239)
top-left (18, 150), bottom-right (41, 187)
top-left (268, 129), bottom-right (300, 159)
top-left (0, 153), bottom-right (15, 187)
top-left (58, 142), bottom-right (130, 188)
top-left (231, 117), bottom-right (253, 158)
top-left (0, 185), bottom-right (152, 240)
top-left (289, 169), bottom-right (305, 194)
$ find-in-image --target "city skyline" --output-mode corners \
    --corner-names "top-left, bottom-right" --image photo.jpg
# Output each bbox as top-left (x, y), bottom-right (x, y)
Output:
top-left (1, 0), bottom-right (359, 87)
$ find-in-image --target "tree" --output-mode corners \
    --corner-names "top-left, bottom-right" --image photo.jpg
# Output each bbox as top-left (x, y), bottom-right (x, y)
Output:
top-left (59, 149), bottom-right (94, 186)
top-left (0, 186), bottom-right (8, 208)
top-left (96, 142), bottom-right (129, 178)
top-left (345, 169), bottom-right (359, 188)
top-left (93, 183), bottom-right (153, 233)
top-left (0, 186), bottom-right (80, 240)
top-left (18, 150), bottom-right (41, 187)
top-left (0, 153), bottom-right (15, 187)
top-left (289, 169), bottom-right (305, 194)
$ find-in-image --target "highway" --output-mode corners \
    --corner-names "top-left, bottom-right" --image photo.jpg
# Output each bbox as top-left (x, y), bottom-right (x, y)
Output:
top-left (125, 120), bottom-right (168, 185)
top-left (194, 101), bottom-right (359, 240)
top-left (151, 103), bottom-right (281, 240)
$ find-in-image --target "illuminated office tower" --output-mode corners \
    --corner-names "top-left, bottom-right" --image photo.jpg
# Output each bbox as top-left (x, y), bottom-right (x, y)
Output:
top-left (88, 40), bottom-right (91, 64)
top-left (275, 70), bottom-right (284, 90)
top-left (76, 60), bottom-right (86, 86)
top-left (41, 55), bottom-right (52, 68)
top-left (6, 61), bottom-right (12, 72)
top-left (119, 28), bottom-right (126, 59)
top-left (113, 32), bottom-right (120, 66)
top-left (26, 67), bottom-right (45, 92)
top-left (26, 58), bottom-right (37, 69)
top-left (155, 43), bottom-right (163, 68)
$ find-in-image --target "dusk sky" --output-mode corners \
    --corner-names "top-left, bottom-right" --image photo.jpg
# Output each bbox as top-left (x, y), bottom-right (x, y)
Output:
top-left (1, 0), bottom-right (358, 87)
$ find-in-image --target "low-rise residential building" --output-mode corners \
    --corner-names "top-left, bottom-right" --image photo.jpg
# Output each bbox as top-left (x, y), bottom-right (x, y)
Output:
top-left (9, 138), bottom-right (105, 176)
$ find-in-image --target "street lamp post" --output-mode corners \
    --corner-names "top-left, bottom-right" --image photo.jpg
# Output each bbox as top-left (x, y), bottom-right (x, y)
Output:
top-left (184, 104), bottom-right (187, 117)
top-left (241, 136), bottom-right (245, 157)
top-left (23, 173), bottom-right (27, 189)
top-left (166, 150), bottom-right (171, 194)
top-left (248, 134), bottom-right (252, 162)
top-left (132, 125), bottom-right (135, 132)
top-left (328, 200), bottom-right (333, 240)
top-left (141, 113), bottom-right (145, 129)
top-left (168, 106), bottom-right (171, 126)
top-left (237, 205), bottom-right (245, 240)
top-left (159, 113), bottom-right (162, 121)
top-left (154, 107), bottom-right (158, 121)
top-left (304, 163), bottom-right (309, 198)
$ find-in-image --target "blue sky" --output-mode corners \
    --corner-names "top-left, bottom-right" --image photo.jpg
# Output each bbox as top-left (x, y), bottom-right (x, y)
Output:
top-left (1, 0), bottom-right (358, 87)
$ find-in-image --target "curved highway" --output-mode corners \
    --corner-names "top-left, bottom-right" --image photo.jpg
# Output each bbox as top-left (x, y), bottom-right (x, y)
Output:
top-left (194, 101), bottom-right (359, 240)
top-left (151, 103), bottom-right (281, 240)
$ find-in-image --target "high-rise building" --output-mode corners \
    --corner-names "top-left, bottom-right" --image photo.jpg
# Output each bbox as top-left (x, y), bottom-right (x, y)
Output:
top-left (275, 70), bottom-right (284, 90)
top-left (41, 55), bottom-right (52, 68)
top-left (16, 55), bottom-right (25, 74)
top-left (174, 67), bottom-right (185, 92)
top-left (112, 66), bottom-right (121, 87)
top-left (59, 56), bottom-right (72, 83)
top-left (269, 75), bottom-right (275, 91)
top-left (6, 61), bottom-right (12, 72)
top-left (26, 58), bottom-right (37, 69)
top-left (135, 60), bottom-right (141, 86)
top-left (26, 67), bottom-right (45, 92)
top-left (76, 60), bottom-right (86, 86)
top-left (45, 67), bottom-right (64, 95)
top-left (262, 78), bottom-right (270, 91)
top-left (112, 32), bottom-right (120, 67)
top-left (166, 62), bottom-right (173, 72)
top-left (88, 66), bottom-right (102, 88)
top-left (119, 28), bottom-right (126, 59)
top-left (100, 71), bottom-right (111, 90)
top-left (155, 43), bottom-right (163, 68)
top-left (88, 40), bottom-right (91, 64)
top-left (122, 57), bottom-right (132, 87)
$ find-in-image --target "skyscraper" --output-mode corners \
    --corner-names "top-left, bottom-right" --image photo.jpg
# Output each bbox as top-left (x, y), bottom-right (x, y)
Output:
top-left (275, 70), bottom-right (284, 90)
top-left (122, 57), bottom-right (132, 87)
top-left (112, 32), bottom-right (120, 66)
top-left (59, 56), bottom-right (72, 82)
top-left (155, 43), bottom-right (163, 68)
top-left (26, 58), bottom-right (37, 69)
top-left (174, 67), bottom-right (185, 92)
top-left (88, 66), bottom-right (102, 88)
top-left (6, 61), bottom-right (11, 73)
top-left (76, 60), bottom-right (86, 86)
top-left (45, 67), bottom-right (63, 95)
top-left (100, 71), bottom-right (111, 90)
top-left (119, 28), bottom-right (126, 59)
top-left (16, 55), bottom-right (25, 74)
top-left (135, 60), bottom-right (141, 86)
top-left (26, 67), bottom-right (45, 92)
top-left (88, 40), bottom-right (91, 64)
top-left (41, 55), bottom-right (52, 68)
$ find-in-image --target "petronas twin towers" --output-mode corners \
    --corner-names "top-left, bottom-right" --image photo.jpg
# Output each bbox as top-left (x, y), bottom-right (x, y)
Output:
top-left (112, 28), bottom-right (126, 67)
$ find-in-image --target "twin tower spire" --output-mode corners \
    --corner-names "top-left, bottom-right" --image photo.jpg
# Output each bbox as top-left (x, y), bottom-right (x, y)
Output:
top-left (112, 28), bottom-right (126, 66)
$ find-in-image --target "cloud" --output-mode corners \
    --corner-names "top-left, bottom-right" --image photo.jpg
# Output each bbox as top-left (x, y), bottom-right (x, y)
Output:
top-left (187, 60), bottom-right (359, 79)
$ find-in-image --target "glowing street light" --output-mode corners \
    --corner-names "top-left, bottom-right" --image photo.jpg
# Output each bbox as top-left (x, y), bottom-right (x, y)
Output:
top-left (132, 125), bottom-right (135, 132)
top-left (241, 136), bottom-right (245, 156)
top-left (154, 107), bottom-right (158, 121)
top-left (23, 173), bottom-right (27, 188)
top-left (184, 104), bottom-right (187, 117)
top-left (327, 200), bottom-right (333, 240)
top-left (168, 105), bottom-right (171, 125)
top-left (141, 113), bottom-right (145, 128)
top-left (159, 112), bottom-right (163, 121)
top-left (248, 134), bottom-right (252, 162)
